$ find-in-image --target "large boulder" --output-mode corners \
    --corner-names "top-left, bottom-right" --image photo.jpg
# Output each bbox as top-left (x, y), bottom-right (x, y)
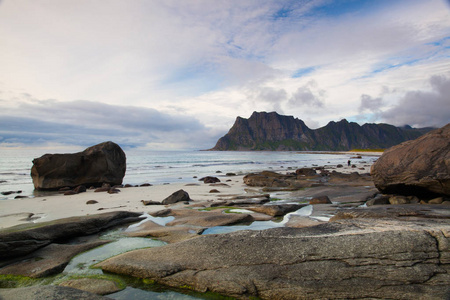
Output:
top-left (371, 124), bottom-right (450, 197)
top-left (31, 141), bottom-right (126, 190)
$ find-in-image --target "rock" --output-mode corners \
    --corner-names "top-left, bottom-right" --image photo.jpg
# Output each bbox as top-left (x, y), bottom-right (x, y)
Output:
top-left (371, 124), bottom-right (450, 197)
top-left (285, 215), bottom-right (325, 228)
top-left (228, 198), bottom-right (270, 206)
top-left (310, 195), bottom-right (332, 204)
top-left (243, 171), bottom-right (293, 187)
top-left (210, 201), bottom-right (229, 207)
top-left (209, 189), bottom-right (220, 193)
top-left (1, 191), bottom-right (21, 196)
top-left (0, 285), bottom-right (110, 300)
top-left (295, 168), bottom-right (317, 177)
top-left (107, 188), bottom-right (120, 194)
top-left (328, 172), bottom-right (372, 185)
top-left (140, 183), bottom-right (152, 187)
top-left (141, 200), bottom-right (161, 206)
top-left (329, 205), bottom-right (450, 221)
top-left (125, 220), bottom-right (202, 244)
top-left (428, 197), bottom-right (445, 204)
top-left (161, 189), bottom-right (190, 205)
top-left (95, 186), bottom-right (110, 192)
top-left (31, 141), bottom-right (126, 190)
top-left (73, 185), bottom-right (87, 194)
top-left (64, 190), bottom-right (78, 195)
top-left (226, 173), bottom-right (236, 176)
top-left (150, 209), bottom-right (172, 217)
top-left (86, 200), bottom-right (99, 205)
top-left (0, 240), bottom-right (109, 278)
top-left (336, 164), bottom-right (343, 168)
top-left (199, 176), bottom-right (220, 183)
top-left (166, 209), bottom-right (253, 227)
top-left (248, 204), bottom-right (307, 217)
top-left (97, 220), bottom-right (450, 299)
top-left (366, 194), bottom-right (390, 206)
top-left (59, 278), bottom-right (122, 295)
top-left (0, 211), bottom-right (143, 259)
top-left (209, 183), bottom-right (230, 187)
top-left (409, 196), bottom-right (420, 204)
top-left (389, 195), bottom-right (410, 205)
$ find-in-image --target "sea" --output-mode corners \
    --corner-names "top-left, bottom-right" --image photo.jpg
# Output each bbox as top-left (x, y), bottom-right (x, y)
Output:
top-left (0, 148), bottom-right (378, 200)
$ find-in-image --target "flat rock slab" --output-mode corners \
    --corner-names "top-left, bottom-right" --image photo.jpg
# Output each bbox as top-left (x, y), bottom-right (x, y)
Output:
top-left (165, 209), bottom-right (253, 227)
top-left (248, 204), bottom-right (307, 217)
top-left (0, 211), bottom-right (143, 259)
top-left (0, 285), bottom-right (111, 300)
top-left (0, 240), bottom-right (109, 278)
top-left (285, 215), bottom-right (325, 228)
top-left (59, 278), bottom-right (122, 295)
top-left (330, 204), bottom-right (450, 221)
top-left (124, 219), bottom-right (203, 244)
top-left (97, 220), bottom-right (450, 299)
top-left (290, 185), bottom-right (376, 203)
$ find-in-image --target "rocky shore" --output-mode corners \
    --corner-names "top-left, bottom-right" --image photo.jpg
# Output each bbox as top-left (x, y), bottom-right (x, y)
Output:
top-left (0, 125), bottom-right (449, 299)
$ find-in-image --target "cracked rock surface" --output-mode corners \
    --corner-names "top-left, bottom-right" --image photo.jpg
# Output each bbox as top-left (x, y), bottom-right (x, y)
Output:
top-left (97, 219), bottom-right (450, 299)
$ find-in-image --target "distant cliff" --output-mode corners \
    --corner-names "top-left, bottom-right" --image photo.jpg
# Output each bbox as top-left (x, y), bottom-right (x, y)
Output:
top-left (210, 111), bottom-right (433, 151)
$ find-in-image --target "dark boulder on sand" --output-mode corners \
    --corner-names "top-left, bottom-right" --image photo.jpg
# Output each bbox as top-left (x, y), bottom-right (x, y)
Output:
top-left (31, 141), bottom-right (126, 190)
top-left (199, 176), bottom-right (220, 183)
top-left (371, 124), bottom-right (450, 197)
top-left (161, 189), bottom-right (190, 205)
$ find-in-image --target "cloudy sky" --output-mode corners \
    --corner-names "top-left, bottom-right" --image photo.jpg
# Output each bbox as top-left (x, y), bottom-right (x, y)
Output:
top-left (1, 0), bottom-right (449, 150)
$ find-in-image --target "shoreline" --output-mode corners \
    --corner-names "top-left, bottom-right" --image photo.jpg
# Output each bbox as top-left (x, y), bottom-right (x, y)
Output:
top-left (0, 158), bottom-right (376, 230)
top-left (298, 150), bottom-right (383, 156)
top-left (0, 150), bottom-right (381, 202)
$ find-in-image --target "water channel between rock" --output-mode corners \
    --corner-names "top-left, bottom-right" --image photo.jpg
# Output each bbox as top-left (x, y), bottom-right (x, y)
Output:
top-left (60, 205), bottom-right (322, 299)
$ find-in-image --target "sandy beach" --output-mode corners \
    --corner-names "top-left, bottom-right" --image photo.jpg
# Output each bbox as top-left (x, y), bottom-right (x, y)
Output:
top-left (0, 154), bottom-right (379, 229)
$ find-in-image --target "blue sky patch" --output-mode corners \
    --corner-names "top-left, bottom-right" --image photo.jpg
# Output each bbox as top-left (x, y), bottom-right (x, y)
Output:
top-left (292, 66), bottom-right (316, 78)
top-left (308, 0), bottom-right (389, 18)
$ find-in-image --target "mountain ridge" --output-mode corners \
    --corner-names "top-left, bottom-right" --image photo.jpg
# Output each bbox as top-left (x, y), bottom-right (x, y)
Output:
top-left (209, 111), bottom-right (434, 151)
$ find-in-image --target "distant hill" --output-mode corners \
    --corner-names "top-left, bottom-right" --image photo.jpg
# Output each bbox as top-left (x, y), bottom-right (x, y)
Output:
top-left (210, 111), bottom-right (434, 151)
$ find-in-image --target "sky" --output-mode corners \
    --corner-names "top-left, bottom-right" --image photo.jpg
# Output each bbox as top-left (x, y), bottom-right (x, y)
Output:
top-left (0, 0), bottom-right (449, 150)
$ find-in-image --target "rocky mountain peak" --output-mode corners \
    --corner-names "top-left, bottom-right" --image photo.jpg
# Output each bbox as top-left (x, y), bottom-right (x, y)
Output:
top-left (210, 112), bottom-right (433, 151)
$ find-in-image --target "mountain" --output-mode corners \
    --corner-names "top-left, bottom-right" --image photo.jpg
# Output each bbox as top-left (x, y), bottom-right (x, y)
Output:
top-left (210, 111), bottom-right (433, 151)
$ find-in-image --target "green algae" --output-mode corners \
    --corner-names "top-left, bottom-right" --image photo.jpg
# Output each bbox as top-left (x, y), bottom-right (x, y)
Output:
top-left (198, 206), bottom-right (235, 212)
top-left (0, 274), bottom-right (55, 288)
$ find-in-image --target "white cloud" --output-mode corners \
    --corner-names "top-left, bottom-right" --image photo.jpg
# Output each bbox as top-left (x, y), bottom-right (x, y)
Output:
top-left (0, 0), bottom-right (449, 148)
top-left (378, 75), bottom-right (450, 128)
